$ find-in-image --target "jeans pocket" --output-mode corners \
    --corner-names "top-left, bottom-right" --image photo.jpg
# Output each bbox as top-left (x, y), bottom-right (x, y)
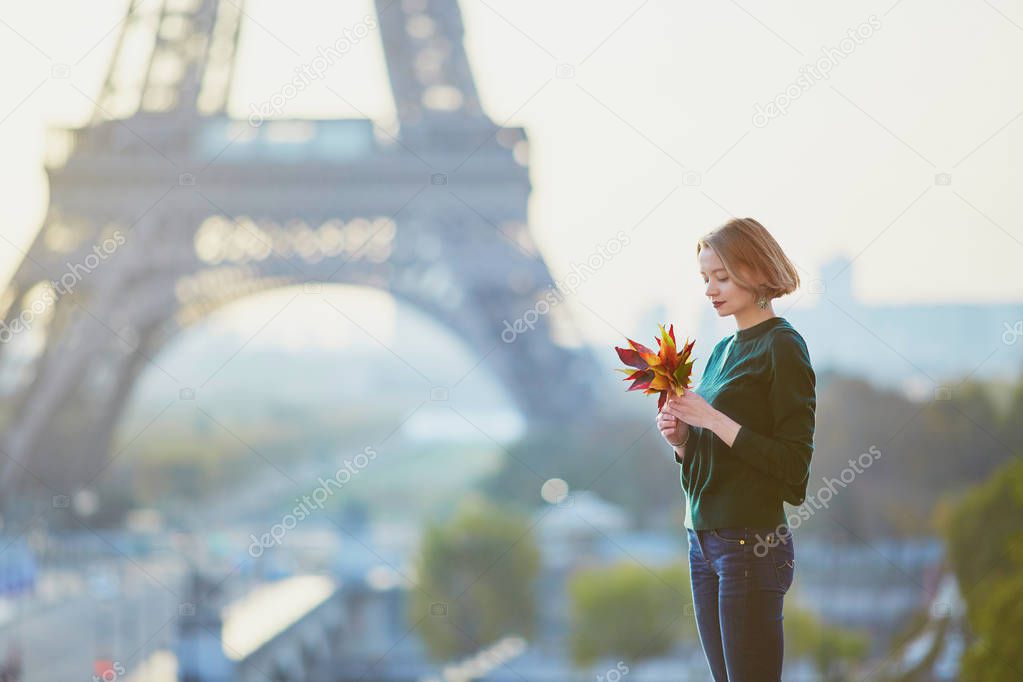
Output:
top-left (710, 527), bottom-right (747, 544)
top-left (774, 557), bottom-right (795, 593)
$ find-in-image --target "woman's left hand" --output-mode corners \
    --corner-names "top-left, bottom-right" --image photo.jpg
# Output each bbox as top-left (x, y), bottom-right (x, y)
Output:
top-left (662, 390), bottom-right (720, 430)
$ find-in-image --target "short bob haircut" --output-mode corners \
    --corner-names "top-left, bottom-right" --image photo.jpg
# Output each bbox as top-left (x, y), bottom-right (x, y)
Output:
top-left (696, 218), bottom-right (800, 301)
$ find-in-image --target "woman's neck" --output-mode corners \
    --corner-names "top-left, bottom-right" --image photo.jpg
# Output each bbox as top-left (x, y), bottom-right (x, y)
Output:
top-left (734, 304), bottom-right (777, 331)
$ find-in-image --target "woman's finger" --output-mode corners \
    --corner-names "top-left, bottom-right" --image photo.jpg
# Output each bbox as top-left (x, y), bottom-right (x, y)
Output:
top-left (661, 404), bottom-right (687, 420)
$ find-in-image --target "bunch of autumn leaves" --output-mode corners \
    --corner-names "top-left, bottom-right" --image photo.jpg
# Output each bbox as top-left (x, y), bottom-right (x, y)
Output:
top-left (615, 323), bottom-right (696, 410)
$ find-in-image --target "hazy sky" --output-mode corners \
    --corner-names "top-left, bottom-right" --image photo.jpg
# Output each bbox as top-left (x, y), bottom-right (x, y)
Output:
top-left (1, 0), bottom-right (1021, 351)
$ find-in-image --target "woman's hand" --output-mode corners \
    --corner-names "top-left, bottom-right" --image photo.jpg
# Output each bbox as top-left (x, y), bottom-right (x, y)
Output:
top-left (657, 406), bottom-right (689, 447)
top-left (663, 391), bottom-right (719, 429)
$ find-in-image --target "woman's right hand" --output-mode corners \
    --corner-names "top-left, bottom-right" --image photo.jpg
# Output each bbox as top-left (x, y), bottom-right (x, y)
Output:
top-left (657, 403), bottom-right (690, 447)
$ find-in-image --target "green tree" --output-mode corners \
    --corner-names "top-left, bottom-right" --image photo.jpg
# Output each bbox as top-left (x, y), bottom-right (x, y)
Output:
top-left (568, 561), bottom-right (695, 666)
top-left (998, 371), bottom-right (1023, 451)
top-left (808, 373), bottom-right (1016, 536)
top-left (784, 603), bottom-right (870, 680)
top-left (409, 499), bottom-right (540, 660)
top-left (943, 457), bottom-right (1023, 681)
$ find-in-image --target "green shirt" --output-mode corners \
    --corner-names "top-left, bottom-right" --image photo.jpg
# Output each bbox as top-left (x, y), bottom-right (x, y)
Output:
top-left (676, 316), bottom-right (816, 530)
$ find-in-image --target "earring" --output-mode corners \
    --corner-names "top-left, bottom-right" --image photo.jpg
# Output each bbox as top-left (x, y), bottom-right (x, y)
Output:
top-left (757, 295), bottom-right (769, 309)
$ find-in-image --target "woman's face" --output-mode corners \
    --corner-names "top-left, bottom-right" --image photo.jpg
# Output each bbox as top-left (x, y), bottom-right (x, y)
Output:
top-left (699, 246), bottom-right (756, 317)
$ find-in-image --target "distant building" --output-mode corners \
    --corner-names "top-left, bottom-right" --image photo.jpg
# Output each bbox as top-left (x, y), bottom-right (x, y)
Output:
top-left (534, 491), bottom-right (628, 561)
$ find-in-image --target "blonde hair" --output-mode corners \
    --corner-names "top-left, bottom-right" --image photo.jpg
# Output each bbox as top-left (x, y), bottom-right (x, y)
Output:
top-left (696, 218), bottom-right (800, 301)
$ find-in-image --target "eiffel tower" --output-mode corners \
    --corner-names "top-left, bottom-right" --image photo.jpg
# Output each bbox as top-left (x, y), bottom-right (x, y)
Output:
top-left (0, 0), bottom-right (598, 502)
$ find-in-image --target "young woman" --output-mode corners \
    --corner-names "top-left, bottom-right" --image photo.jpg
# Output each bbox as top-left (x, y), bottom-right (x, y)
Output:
top-left (657, 217), bottom-right (816, 681)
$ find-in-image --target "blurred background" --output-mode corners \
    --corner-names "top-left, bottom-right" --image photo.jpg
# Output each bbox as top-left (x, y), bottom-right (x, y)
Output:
top-left (0, 0), bottom-right (1021, 680)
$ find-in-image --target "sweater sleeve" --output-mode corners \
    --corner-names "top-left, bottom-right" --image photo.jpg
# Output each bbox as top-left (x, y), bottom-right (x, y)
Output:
top-left (728, 331), bottom-right (816, 488)
top-left (672, 426), bottom-right (701, 465)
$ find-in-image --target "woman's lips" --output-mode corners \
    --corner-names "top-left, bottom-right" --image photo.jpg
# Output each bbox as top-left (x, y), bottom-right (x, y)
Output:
top-left (712, 301), bottom-right (724, 308)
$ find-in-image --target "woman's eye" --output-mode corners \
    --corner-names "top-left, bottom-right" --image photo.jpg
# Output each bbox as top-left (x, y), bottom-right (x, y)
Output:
top-left (718, 276), bottom-right (729, 282)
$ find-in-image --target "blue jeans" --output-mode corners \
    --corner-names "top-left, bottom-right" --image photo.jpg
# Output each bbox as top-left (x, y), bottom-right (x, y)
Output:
top-left (687, 526), bottom-right (796, 681)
